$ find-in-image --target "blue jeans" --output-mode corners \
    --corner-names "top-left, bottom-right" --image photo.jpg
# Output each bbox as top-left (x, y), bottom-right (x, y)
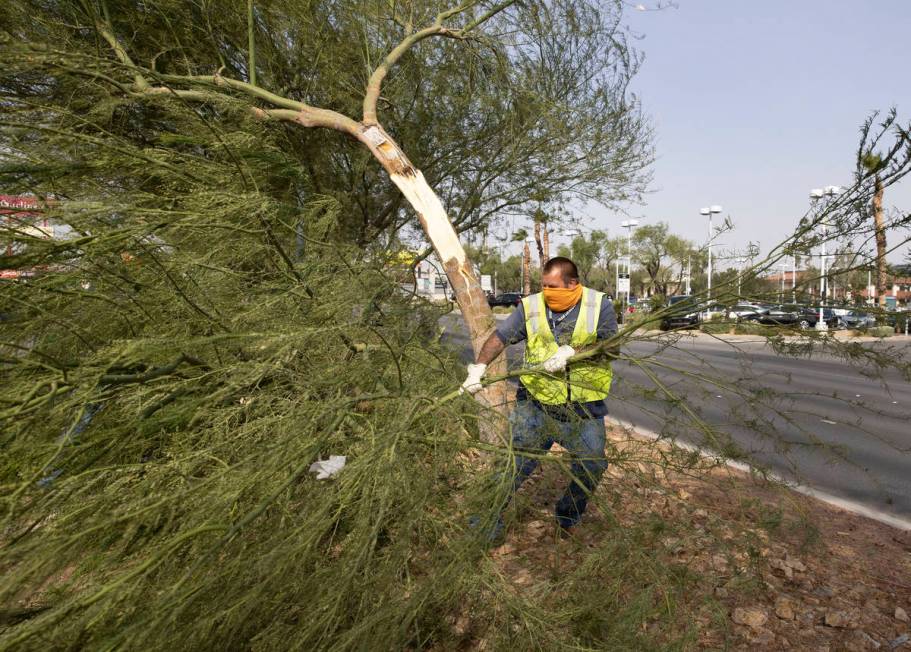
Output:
top-left (502, 400), bottom-right (608, 528)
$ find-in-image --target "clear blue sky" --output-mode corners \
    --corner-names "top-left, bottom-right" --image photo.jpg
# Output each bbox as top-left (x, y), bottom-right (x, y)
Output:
top-left (583, 0), bottom-right (910, 267)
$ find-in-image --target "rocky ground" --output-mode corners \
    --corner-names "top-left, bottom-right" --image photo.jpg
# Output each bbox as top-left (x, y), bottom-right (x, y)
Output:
top-left (485, 425), bottom-right (911, 651)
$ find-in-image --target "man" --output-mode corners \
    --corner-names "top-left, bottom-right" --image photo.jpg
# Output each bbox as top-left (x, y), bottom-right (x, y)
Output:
top-left (462, 256), bottom-right (618, 537)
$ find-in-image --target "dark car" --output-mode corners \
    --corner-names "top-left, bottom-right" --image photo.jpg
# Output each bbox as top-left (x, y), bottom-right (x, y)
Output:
top-left (487, 292), bottom-right (523, 308)
top-left (758, 304), bottom-right (838, 330)
top-left (660, 295), bottom-right (701, 330)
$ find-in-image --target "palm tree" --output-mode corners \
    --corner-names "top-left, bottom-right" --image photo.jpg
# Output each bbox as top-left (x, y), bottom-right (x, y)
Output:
top-left (861, 151), bottom-right (888, 308)
top-left (512, 228), bottom-right (531, 294)
top-left (532, 208), bottom-right (550, 269)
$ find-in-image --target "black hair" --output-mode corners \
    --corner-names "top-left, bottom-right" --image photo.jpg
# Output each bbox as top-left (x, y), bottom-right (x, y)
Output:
top-left (542, 257), bottom-right (579, 284)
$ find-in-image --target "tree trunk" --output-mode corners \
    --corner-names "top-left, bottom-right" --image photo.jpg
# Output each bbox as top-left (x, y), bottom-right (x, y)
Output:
top-left (533, 221), bottom-right (544, 269)
top-left (522, 241), bottom-right (532, 295)
top-left (355, 124), bottom-right (507, 435)
top-left (873, 173), bottom-right (888, 309)
top-left (542, 222), bottom-right (550, 262)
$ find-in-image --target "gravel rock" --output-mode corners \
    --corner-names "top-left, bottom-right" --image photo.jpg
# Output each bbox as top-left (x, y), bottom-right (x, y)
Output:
top-left (856, 630), bottom-right (882, 649)
top-left (784, 553), bottom-right (807, 572)
top-left (895, 606), bottom-right (909, 623)
top-left (749, 626), bottom-right (776, 646)
top-left (771, 558), bottom-right (794, 580)
top-left (525, 520), bottom-right (546, 539)
top-left (890, 633), bottom-right (909, 649)
top-left (824, 608), bottom-right (858, 629)
top-left (733, 606), bottom-right (769, 631)
top-left (775, 596), bottom-right (797, 621)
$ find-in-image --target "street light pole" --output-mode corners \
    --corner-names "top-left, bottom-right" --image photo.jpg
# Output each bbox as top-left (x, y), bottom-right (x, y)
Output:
top-left (737, 257), bottom-right (743, 296)
top-left (791, 255), bottom-right (796, 302)
top-left (779, 262), bottom-right (786, 302)
top-left (700, 205), bottom-right (723, 300)
top-left (686, 256), bottom-right (692, 295)
top-left (810, 186), bottom-right (839, 330)
top-left (620, 219), bottom-right (639, 314)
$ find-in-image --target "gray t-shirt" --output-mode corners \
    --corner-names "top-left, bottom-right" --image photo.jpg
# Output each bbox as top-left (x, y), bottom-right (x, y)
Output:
top-left (495, 292), bottom-right (618, 419)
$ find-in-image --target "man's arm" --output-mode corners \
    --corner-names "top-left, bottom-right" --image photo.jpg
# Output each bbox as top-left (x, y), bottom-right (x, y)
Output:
top-left (461, 304), bottom-right (526, 394)
top-left (477, 332), bottom-right (506, 365)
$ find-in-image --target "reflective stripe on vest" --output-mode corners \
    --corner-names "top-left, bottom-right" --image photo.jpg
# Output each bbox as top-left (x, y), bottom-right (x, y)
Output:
top-left (519, 287), bottom-right (613, 405)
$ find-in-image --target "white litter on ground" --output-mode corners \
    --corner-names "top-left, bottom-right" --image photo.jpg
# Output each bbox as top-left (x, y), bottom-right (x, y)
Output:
top-left (309, 455), bottom-right (347, 480)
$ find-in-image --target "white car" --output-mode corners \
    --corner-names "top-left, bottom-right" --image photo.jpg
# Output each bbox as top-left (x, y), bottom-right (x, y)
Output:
top-left (727, 303), bottom-right (769, 321)
top-left (700, 303), bottom-right (728, 321)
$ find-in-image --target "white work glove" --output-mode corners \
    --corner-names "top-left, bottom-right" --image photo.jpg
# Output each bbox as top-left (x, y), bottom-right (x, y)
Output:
top-left (460, 363), bottom-right (487, 395)
top-left (542, 345), bottom-right (576, 373)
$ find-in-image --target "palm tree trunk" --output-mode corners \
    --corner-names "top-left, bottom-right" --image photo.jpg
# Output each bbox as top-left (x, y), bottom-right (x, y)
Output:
top-left (873, 173), bottom-right (888, 309)
top-left (542, 222), bottom-right (550, 262)
top-left (533, 221), bottom-right (544, 269)
top-left (523, 241), bottom-right (532, 295)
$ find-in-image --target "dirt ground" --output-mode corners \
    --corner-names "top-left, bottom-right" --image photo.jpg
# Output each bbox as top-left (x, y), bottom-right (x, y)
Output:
top-left (486, 425), bottom-right (911, 651)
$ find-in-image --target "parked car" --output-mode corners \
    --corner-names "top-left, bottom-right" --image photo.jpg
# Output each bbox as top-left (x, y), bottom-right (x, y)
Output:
top-left (487, 292), bottom-right (523, 308)
top-left (699, 303), bottom-right (728, 321)
top-left (816, 307), bottom-right (842, 329)
top-left (727, 303), bottom-right (770, 321)
top-left (840, 310), bottom-right (877, 330)
top-left (758, 304), bottom-right (838, 330)
top-left (660, 295), bottom-right (701, 330)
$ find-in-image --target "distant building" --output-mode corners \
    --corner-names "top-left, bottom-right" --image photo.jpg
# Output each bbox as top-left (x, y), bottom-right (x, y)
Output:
top-left (857, 276), bottom-right (911, 305)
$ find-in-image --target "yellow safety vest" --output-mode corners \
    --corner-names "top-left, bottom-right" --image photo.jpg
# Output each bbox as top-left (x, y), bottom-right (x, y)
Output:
top-left (519, 287), bottom-right (614, 405)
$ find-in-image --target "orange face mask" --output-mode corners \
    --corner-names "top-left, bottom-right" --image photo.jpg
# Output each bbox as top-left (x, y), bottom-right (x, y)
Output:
top-left (542, 285), bottom-right (582, 312)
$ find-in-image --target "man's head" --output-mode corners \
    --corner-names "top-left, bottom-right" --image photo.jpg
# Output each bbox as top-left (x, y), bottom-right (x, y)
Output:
top-left (541, 257), bottom-right (579, 289)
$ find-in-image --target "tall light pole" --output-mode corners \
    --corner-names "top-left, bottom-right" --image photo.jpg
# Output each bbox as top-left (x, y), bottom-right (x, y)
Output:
top-left (810, 186), bottom-right (839, 330)
top-left (791, 254), bottom-right (797, 302)
top-left (736, 257), bottom-right (744, 296)
top-left (779, 262), bottom-right (786, 302)
top-left (621, 219), bottom-right (639, 313)
top-left (685, 256), bottom-right (692, 295)
top-left (700, 205), bottom-right (722, 300)
top-left (614, 258), bottom-right (620, 300)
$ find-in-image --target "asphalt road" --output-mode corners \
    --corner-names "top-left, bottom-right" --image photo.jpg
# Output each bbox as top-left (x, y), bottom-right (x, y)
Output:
top-left (440, 314), bottom-right (911, 521)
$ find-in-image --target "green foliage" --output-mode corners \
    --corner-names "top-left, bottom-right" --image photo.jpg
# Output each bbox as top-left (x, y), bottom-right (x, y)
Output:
top-left (0, 6), bottom-right (670, 646)
top-left (732, 322), bottom-right (775, 336)
top-left (3, 4), bottom-right (911, 650)
top-left (0, 0), bottom-right (651, 245)
top-left (700, 322), bottom-right (732, 335)
top-left (867, 326), bottom-right (894, 338)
